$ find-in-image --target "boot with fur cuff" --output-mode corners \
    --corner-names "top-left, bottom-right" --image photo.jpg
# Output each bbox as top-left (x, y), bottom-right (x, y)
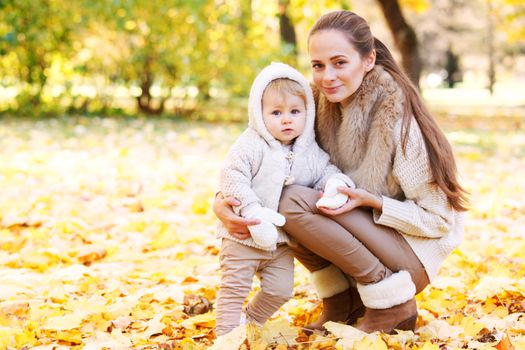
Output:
top-left (305, 265), bottom-right (365, 332)
top-left (356, 270), bottom-right (418, 334)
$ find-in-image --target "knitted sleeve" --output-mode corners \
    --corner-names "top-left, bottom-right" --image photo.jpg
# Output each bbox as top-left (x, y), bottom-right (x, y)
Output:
top-left (220, 130), bottom-right (264, 215)
top-left (312, 146), bottom-right (354, 190)
top-left (372, 120), bottom-right (455, 238)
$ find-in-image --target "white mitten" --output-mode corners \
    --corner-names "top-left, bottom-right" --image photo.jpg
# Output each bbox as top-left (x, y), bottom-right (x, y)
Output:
top-left (316, 177), bottom-right (350, 209)
top-left (243, 205), bottom-right (286, 249)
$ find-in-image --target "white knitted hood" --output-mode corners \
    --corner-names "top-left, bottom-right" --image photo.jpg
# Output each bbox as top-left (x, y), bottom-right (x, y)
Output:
top-left (248, 62), bottom-right (316, 150)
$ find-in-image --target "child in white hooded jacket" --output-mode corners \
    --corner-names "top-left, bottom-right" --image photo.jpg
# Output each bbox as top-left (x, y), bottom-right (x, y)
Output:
top-left (215, 62), bottom-right (354, 336)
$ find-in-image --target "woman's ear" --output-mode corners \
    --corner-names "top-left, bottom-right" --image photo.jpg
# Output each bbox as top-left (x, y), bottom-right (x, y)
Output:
top-left (365, 49), bottom-right (376, 72)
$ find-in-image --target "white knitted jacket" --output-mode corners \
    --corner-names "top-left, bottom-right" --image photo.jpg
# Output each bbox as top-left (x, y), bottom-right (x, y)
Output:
top-left (218, 63), bottom-right (352, 250)
top-left (314, 66), bottom-right (464, 281)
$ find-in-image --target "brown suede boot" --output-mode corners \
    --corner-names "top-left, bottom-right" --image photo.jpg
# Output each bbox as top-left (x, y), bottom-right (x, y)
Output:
top-left (305, 289), bottom-right (350, 331)
top-left (356, 270), bottom-right (418, 334)
top-left (357, 298), bottom-right (417, 334)
top-left (305, 264), bottom-right (367, 333)
top-left (346, 287), bottom-right (366, 326)
top-left (305, 287), bottom-right (365, 332)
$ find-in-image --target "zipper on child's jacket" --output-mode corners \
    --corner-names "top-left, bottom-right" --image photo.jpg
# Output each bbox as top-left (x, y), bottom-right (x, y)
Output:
top-left (284, 151), bottom-right (295, 185)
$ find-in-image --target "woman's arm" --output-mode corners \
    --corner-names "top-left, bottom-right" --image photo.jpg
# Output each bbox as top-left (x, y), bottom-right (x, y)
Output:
top-left (372, 121), bottom-right (454, 238)
top-left (213, 192), bottom-right (259, 239)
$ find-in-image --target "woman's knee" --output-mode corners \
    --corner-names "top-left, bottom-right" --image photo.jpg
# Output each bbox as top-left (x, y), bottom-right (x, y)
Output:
top-left (279, 185), bottom-right (319, 217)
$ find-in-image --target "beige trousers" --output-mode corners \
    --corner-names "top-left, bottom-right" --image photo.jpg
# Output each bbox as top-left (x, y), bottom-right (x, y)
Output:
top-left (215, 239), bottom-right (294, 336)
top-left (280, 185), bottom-right (429, 293)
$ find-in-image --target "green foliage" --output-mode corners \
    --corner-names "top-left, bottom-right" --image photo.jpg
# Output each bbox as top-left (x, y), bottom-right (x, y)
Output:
top-left (0, 0), bottom-right (79, 111)
top-left (497, 0), bottom-right (525, 43)
top-left (0, 0), bottom-right (523, 117)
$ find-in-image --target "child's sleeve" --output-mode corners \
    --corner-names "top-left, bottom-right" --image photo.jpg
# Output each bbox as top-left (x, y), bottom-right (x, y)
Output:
top-left (312, 146), bottom-right (354, 190)
top-left (220, 131), bottom-right (264, 215)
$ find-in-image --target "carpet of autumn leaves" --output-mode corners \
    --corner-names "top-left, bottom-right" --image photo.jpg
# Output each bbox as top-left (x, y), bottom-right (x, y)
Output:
top-left (0, 117), bottom-right (524, 350)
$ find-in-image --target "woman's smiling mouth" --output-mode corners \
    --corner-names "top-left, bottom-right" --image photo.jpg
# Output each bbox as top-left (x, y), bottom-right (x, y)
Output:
top-left (323, 85), bottom-right (342, 94)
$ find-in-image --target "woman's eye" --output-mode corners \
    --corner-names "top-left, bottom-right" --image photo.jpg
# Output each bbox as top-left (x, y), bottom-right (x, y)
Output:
top-left (312, 63), bottom-right (323, 69)
top-left (336, 60), bottom-right (347, 66)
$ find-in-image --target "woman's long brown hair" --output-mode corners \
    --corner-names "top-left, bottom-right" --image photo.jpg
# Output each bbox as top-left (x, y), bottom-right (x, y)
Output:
top-left (309, 11), bottom-right (468, 211)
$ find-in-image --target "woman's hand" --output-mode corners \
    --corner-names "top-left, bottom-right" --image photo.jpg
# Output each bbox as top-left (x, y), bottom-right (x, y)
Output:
top-left (318, 187), bottom-right (383, 216)
top-left (213, 193), bottom-right (260, 240)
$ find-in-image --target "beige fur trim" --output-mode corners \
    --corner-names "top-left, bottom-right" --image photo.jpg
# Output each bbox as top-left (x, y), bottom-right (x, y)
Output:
top-left (311, 265), bottom-right (349, 299)
top-left (314, 66), bottom-right (405, 197)
top-left (357, 270), bottom-right (416, 309)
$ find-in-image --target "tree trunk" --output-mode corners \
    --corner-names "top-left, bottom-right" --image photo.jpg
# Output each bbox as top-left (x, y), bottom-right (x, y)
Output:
top-left (197, 81), bottom-right (211, 101)
top-left (136, 54), bottom-right (165, 114)
top-left (22, 47), bottom-right (48, 107)
top-left (278, 0), bottom-right (297, 57)
top-left (375, 0), bottom-right (421, 87)
top-left (240, 0), bottom-right (252, 35)
top-left (486, 0), bottom-right (496, 95)
top-left (137, 67), bottom-right (153, 114)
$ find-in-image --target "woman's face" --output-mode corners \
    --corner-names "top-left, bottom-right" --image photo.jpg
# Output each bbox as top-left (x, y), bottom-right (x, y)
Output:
top-left (309, 29), bottom-right (375, 107)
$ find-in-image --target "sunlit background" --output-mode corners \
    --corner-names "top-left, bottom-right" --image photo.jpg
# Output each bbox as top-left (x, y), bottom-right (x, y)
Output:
top-left (1, 1), bottom-right (525, 348)
top-left (0, 0), bottom-right (524, 120)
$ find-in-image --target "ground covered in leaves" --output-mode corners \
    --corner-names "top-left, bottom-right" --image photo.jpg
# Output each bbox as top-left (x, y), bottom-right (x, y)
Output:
top-left (0, 117), bottom-right (524, 350)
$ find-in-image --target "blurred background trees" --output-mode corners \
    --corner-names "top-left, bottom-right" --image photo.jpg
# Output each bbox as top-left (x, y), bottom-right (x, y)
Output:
top-left (0, 0), bottom-right (523, 117)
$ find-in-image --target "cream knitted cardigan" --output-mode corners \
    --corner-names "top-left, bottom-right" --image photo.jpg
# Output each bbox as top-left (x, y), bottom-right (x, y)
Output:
top-left (314, 66), bottom-right (464, 281)
top-left (374, 119), bottom-right (464, 281)
top-left (218, 63), bottom-right (353, 250)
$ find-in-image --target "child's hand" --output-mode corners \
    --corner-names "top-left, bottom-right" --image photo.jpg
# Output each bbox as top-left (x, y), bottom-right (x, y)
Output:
top-left (316, 177), bottom-right (350, 209)
top-left (243, 206), bottom-right (285, 249)
top-left (318, 187), bottom-right (383, 216)
top-left (213, 193), bottom-right (260, 240)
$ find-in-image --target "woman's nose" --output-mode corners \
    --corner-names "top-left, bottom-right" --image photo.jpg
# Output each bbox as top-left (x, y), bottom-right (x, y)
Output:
top-left (323, 66), bottom-right (336, 81)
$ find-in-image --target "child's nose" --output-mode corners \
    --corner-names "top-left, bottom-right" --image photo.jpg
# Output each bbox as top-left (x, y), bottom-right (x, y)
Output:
top-left (282, 114), bottom-right (292, 123)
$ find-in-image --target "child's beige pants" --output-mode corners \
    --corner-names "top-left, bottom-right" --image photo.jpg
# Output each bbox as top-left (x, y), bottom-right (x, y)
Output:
top-left (215, 238), bottom-right (294, 336)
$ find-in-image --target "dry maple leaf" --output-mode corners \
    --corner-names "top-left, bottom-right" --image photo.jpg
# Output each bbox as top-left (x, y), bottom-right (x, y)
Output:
top-left (183, 294), bottom-right (213, 316)
top-left (77, 247), bottom-right (107, 265)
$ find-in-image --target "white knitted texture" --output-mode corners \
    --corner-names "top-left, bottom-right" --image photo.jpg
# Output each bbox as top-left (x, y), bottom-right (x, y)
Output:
top-left (316, 174), bottom-right (355, 209)
top-left (369, 120), bottom-right (463, 281)
top-left (243, 204), bottom-right (286, 250)
top-left (373, 121), bottom-right (453, 238)
top-left (357, 270), bottom-right (416, 309)
top-left (311, 264), bottom-right (350, 299)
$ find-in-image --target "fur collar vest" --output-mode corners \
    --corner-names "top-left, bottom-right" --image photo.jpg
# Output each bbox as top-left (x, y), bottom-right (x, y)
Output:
top-left (314, 66), bottom-right (405, 197)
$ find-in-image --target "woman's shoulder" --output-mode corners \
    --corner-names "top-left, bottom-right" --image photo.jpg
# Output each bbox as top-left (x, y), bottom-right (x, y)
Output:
top-left (393, 118), bottom-right (426, 157)
top-left (393, 117), bottom-right (420, 136)
top-left (361, 65), bottom-right (403, 96)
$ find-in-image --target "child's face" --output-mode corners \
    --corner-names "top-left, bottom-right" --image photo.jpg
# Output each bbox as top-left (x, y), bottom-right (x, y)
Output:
top-left (262, 90), bottom-right (306, 145)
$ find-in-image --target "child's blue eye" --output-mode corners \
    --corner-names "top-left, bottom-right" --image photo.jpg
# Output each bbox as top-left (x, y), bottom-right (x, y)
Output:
top-left (271, 111), bottom-right (281, 116)
top-left (291, 109), bottom-right (301, 115)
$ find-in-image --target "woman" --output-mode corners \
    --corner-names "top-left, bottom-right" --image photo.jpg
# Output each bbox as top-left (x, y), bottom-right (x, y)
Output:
top-left (214, 10), bottom-right (468, 334)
